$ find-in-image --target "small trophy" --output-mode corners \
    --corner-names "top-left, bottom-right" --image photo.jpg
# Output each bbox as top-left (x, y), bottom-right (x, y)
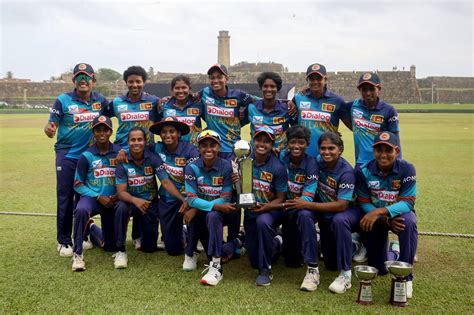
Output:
top-left (233, 140), bottom-right (256, 208)
top-left (385, 261), bottom-right (413, 307)
top-left (354, 265), bottom-right (378, 305)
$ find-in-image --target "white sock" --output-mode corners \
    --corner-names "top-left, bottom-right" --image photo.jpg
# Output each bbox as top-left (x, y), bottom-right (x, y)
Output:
top-left (212, 256), bottom-right (221, 266)
top-left (341, 270), bottom-right (352, 279)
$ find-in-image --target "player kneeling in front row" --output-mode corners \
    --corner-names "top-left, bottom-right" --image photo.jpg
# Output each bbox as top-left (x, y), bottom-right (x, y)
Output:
top-left (71, 116), bottom-right (121, 271)
top-left (356, 131), bottom-right (417, 298)
top-left (183, 130), bottom-right (243, 285)
top-left (286, 132), bottom-right (361, 293)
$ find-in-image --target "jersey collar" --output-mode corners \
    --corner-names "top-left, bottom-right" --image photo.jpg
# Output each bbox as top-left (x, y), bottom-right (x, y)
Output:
top-left (368, 159), bottom-right (401, 176)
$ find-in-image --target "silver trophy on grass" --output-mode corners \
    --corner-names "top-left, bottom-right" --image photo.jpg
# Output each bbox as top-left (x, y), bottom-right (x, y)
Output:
top-left (385, 261), bottom-right (413, 307)
top-left (354, 265), bottom-right (379, 305)
top-left (233, 140), bottom-right (256, 208)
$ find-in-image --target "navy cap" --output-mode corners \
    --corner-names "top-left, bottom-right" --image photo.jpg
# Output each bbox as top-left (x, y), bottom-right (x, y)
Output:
top-left (92, 115), bottom-right (113, 130)
top-left (358, 72), bottom-right (381, 88)
top-left (373, 132), bottom-right (398, 148)
top-left (306, 63), bottom-right (327, 78)
top-left (73, 63), bottom-right (95, 78)
top-left (207, 63), bottom-right (229, 76)
top-left (149, 116), bottom-right (190, 136)
top-left (254, 125), bottom-right (275, 142)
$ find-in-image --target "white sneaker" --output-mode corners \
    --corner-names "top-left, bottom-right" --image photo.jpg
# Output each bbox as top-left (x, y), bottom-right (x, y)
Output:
top-left (133, 238), bottom-right (142, 250)
top-left (183, 253), bottom-right (198, 271)
top-left (406, 280), bottom-right (413, 299)
top-left (353, 245), bottom-right (368, 263)
top-left (57, 244), bottom-right (73, 257)
top-left (82, 240), bottom-right (93, 251)
top-left (113, 251), bottom-right (128, 269)
top-left (157, 239), bottom-right (166, 250)
top-left (300, 267), bottom-right (320, 292)
top-left (72, 253), bottom-right (85, 271)
top-left (197, 240), bottom-right (204, 252)
top-left (200, 261), bottom-right (223, 286)
top-left (329, 275), bottom-right (352, 294)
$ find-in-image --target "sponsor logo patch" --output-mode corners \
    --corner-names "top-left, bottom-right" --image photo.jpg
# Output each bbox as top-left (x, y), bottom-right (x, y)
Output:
top-left (301, 110), bottom-right (331, 122)
top-left (159, 153), bottom-right (166, 162)
top-left (380, 132), bottom-right (390, 140)
top-left (128, 175), bottom-right (153, 187)
top-left (207, 105), bottom-right (234, 118)
top-left (224, 99), bottom-right (237, 107)
top-left (354, 118), bottom-right (381, 132)
top-left (212, 176), bottom-right (223, 186)
top-left (117, 104), bottom-right (128, 112)
top-left (327, 176), bottom-right (337, 188)
top-left (260, 171), bottom-right (273, 182)
top-left (74, 112), bottom-right (99, 123)
top-left (288, 181), bottom-right (303, 194)
top-left (140, 103), bottom-right (152, 110)
top-left (368, 181), bottom-right (380, 189)
top-left (311, 64), bottom-right (320, 71)
top-left (127, 168), bottom-right (136, 176)
top-left (370, 114), bottom-right (384, 123)
top-left (373, 190), bottom-right (399, 203)
top-left (352, 109), bottom-right (364, 119)
top-left (392, 180), bottom-right (401, 190)
top-left (198, 185), bottom-right (222, 196)
top-left (166, 109), bottom-right (176, 117)
top-left (176, 116), bottom-right (196, 126)
top-left (253, 179), bottom-right (271, 192)
top-left (120, 111), bottom-right (149, 121)
top-left (322, 103), bottom-right (335, 113)
top-left (91, 102), bottom-right (101, 111)
top-left (164, 163), bottom-right (184, 177)
top-left (94, 167), bottom-right (115, 178)
top-left (68, 105), bottom-right (79, 114)
top-left (92, 160), bottom-right (102, 168)
top-left (175, 158), bottom-right (186, 167)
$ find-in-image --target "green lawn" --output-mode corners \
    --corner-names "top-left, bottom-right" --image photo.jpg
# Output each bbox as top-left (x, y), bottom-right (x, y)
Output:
top-left (0, 113), bottom-right (473, 313)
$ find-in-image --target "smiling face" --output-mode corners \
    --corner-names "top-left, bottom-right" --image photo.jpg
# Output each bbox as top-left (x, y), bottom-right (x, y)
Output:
top-left (288, 137), bottom-right (308, 159)
top-left (374, 143), bottom-right (399, 170)
top-left (319, 139), bottom-right (342, 165)
top-left (261, 78), bottom-right (278, 101)
top-left (253, 133), bottom-right (273, 157)
top-left (126, 74), bottom-right (145, 98)
top-left (359, 83), bottom-right (380, 107)
top-left (208, 70), bottom-right (228, 93)
top-left (160, 125), bottom-right (180, 146)
top-left (306, 73), bottom-right (326, 96)
top-left (93, 124), bottom-right (112, 144)
top-left (73, 74), bottom-right (94, 94)
top-left (198, 138), bottom-right (220, 162)
top-left (128, 130), bottom-right (146, 155)
top-left (172, 79), bottom-right (191, 102)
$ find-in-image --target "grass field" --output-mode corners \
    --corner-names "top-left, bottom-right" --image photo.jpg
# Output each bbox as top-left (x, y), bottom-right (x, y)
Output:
top-left (0, 112), bottom-right (473, 313)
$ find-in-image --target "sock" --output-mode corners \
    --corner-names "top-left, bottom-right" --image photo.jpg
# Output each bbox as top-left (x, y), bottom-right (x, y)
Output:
top-left (341, 270), bottom-right (352, 279)
top-left (212, 256), bottom-right (221, 266)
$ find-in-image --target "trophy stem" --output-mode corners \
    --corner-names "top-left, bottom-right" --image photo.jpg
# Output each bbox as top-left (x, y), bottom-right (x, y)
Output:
top-left (356, 280), bottom-right (374, 305)
top-left (390, 276), bottom-right (408, 307)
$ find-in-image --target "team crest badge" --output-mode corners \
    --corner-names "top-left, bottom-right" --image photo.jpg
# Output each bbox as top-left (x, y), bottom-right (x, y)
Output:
top-left (188, 108), bottom-right (200, 115)
top-left (144, 166), bottom-right (153, 175)
top-left (327, 176), bottom-right (337, 188)
top-left (380, 132), bottom-right (390, 140)
top-left (392, 180), bottom-right (401, 190)
top-left (140, 103), bottom-right (152, 110)
top-left (363, 73), bottom-right (372, 80)
top-left (175, 158), bottom-right (186, 167)
top-left (295, 174), bottom-right (305, 184)
top-left (371, 114), bottom-right (384, 123)
top-left (311, 64), bottom-right (320, 71)
top-left (322, 103), bottom-right (335, 113)
top-left (261, 171), bottom-right (273, 182)
top-left (224, 99), bottom-right (237, 107)
top-left (273, 117), bottom-right (285, 124)
top-left (212, 177), bottom-right (223, 186)
top-left (78, 64), bottom-right (87, 70)
top-left (92, 103), bottom-right (101, 111)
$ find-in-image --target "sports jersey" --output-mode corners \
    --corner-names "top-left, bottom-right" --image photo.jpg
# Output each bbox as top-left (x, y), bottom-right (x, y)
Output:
top-left (293, 89), bottom-right (346, 157)
top-left (74, 142), bottom-right (122, 197)
top-left (153, 141), bottom-right (200, 202)
top-left (161, 97), bottom-right (203, 146)
top-left (348, 98), bottom-right (400, 165)
top-left (200, 86), bottom-right (253, 153)
top-left (184, 157), bottom-right (233, 212)
top-left (316, 155), bottom-right (355, 219)
top-left (115, 150), bottom-right (168, 201)
top-left (105, 92), bottom-right (159, 149)
top-left (48, 90), bottom-right (109, 159)
top-left (246, 99), bottom-right (292, 151)
top-left (356, 159), bottom-right (416, 218)
top-left (279, 151), bottom-right (318, 202)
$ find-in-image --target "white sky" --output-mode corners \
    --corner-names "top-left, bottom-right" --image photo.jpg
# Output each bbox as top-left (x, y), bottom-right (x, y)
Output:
top-left (0, 0), bottom-right (472, 81)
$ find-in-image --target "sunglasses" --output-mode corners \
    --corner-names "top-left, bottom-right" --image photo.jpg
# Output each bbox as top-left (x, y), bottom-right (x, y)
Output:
top-left (74, 74), bottom-right (93, 83)
top-left (197, 129), bottom-right (221, 143)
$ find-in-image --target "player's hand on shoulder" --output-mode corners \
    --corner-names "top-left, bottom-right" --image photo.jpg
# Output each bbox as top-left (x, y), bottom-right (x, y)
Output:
top-left (116, 149), bottom-right (128, 163)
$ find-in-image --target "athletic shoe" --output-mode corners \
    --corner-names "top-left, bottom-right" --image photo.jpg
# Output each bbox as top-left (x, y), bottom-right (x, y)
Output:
top-left (197, 240), bottom-right (204, 252)
top-left (82, 240), bottom-right (93, 251)
top-left (183, 253), bottom-right (198, 271)
top-left (406, 280), bottom-right (413, 299)
top-left (256, 268), bottom-right (273, 286)
top-left (414, 254), bottom-right (418, 262)
top-left (72, 253), bottom-right (85, 271)
top-left (113, 251), bottom-right (128, 269)
top-left (157, 239), bottom-right (166, 250)
top-left (328, 275), bottom-right (352, 294)
top-left (133, 238), bottom-right (141, 250)
top-left (200, 261), bottom-right (223, 286)
top-left (57, 244), bottom-right (73, 257)
top-left (300, 267), bottom-right (320, 292)
top-left (353, 245), bottom-right (368, 263)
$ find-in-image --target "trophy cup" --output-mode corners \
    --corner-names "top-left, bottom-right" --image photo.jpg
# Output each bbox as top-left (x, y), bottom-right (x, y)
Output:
top-left (354, 265), bottom-right (378, 305)
top-left (385, 261), bottom-right (413, 307)
top-left (233, 140), bottom-right (256, 208)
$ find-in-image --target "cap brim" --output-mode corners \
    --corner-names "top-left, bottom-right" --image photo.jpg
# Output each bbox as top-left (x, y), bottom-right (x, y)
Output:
top-left (92, 122), bottom-right (112, 130)
top-left (73, 71), bottom-right (94, 78)
top-left (372, 141), bottom-right (397, 148)
top-left (197, 135), bottom-right (221, 144)
top-left (305, 71), bottom-right (326, 78)
top-left (149, 121), bottom-right (190, 136)
top-left (254, 131), bottom-right (275, 141)
top-left (207, 66), bottom-right (228, 76)
top-left (358, 81), bottom-right (381, 88)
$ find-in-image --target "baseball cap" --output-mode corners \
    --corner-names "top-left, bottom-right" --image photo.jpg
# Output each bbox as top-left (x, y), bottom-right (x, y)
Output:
top-left (306, 63), bottom-right (327, 78)
top-left (358, 72), bottom-right (381, 88)
top-left (197, 129), bottom-right (221, 144)
top-left (149, 117), bottom-right (190, 136)
top-left (207, 63), bottom-right (229, 76)
top-left (73, 63), bottom-right (95, 78)
top-left (92, 115), bottom-right (113, 130)
top-left (254, 125), bottom-right (275, 142)
top-left (373, 132), bottom-right (399, 148)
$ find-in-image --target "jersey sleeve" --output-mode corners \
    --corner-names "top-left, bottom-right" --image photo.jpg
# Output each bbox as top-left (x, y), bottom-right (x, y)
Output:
top-left (301, 158), bottom-right (318, 202)
top-left (149, 96), bottom-right (160, 123)
top-left (101, 99), bottom-right (115, 118)
top-left (337, 171), bottom-right (355, 201)
top-left (48, 98), bottom-right (63, 123)
top-left (185, 164), bottom-right (213, 212)
top-left (115, 164), bottom-right (128, 186)
top-left (387, 107), bottom-right (400, 133)
top-left (99, 95), bottom-right (110, 116)
top-left (386, 163), bottom-right (416, 218)
top-left (274, 162), bottom-right (289, 193)
top-left (151, 152), bottom-right (169, 182)
top-left (341, 101), bottom-right (353, 121)
top-left (73, 154), bottom-right (98, 197)
top-left (355, 167), bottom-right (376, 213)
top-left (186, 146), bottom-right (200, 164)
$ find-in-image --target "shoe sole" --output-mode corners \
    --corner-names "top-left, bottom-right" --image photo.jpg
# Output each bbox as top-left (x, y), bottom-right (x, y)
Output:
top-left (59, 252), bottom-right (73, 258)
top-left (256, 282), bottom-right (271, 287)
top-left (353, 258), bottom-right (368, 263)
top-left (114, 265), bottom-right (127, 269)
top-left (200, 279), bottom-right (219, 286)
top-left (328, 284), bottom-right (352, 294)
top-left (72, 266), bottom-right (86, 272)
top-left (300, 286), bottom-right (317, 292)
top-left (182, 267), bottom-right (197, 272)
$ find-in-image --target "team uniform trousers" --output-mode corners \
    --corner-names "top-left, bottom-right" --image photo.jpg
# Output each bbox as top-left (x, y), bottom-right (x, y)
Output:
top-left (158, 199), bottom-right (184, 256)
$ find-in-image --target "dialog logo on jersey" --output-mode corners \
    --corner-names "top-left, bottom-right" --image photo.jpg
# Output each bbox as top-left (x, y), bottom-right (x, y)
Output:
top-left (187, 108), bottom-right (200, 116)
top-left (175, 158), bottom-right (186, 167)
top-left (373, 190), bottom-right (399, 203)
top-left (198, 185), bottom-right (222, 196)
top-left (164, 163), bottom-right (184, 177)
top-left (260, 171), bottom-right (273, 182)
top-left (74, 112), bottom-right (99, 123)
top-left (224, 99), bottom-right (237, 107)
top-left (370, 114), bottom-right (384, 123)
top-left (288, 181), bottom-right (303, 194)
top-left (253, 179), bottom-right (271, 192)
top-left (392, 180), bottom-right (401, 190)
top-left (140, 103), bottom-right (152, 110)
top-left (144, 166), bottom-right (153, 175)
top-left (128, 175), bottom-right (153, 187)
top-left (94, 167), bottom-right (115, 178)
top-left (212, 176), bottom-right (223, 186)
top-left (120, 111), bottom-right (149, 121)
top-left (92, 103), bottom-right (102, 111)
top-left (354, 118), bottom-right (381, 132)
top-left (327, 176), bottom-right (337, 188)
top-left (322, 103), bottom-right (335, 113)
top-left (301, 110), bottom-right (331, 122)
top-left (207, 105), bottom-right (234, 118)
top-left (176, 116), bottom-right (196, 126)
top-left (273, 117), bottom-right (286, 124)
top-left (109, 158), bottom-right (117, 166)
top-left (295, 174), bottom-right (305, 184)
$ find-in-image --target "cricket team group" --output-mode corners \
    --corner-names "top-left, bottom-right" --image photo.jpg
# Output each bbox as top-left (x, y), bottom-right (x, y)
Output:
top-left (44, 62), bottom-right (417, 296)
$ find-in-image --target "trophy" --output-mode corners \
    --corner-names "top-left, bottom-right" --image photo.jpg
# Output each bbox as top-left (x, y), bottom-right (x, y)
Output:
top-left (385, 261), bottom-right (413, 307)
top-left (233, 140), bottom-right (256, 208)
top-left (354, 265), bottom-right (378, 305)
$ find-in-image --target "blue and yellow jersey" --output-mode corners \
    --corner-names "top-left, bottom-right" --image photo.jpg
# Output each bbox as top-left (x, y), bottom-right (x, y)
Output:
top-left (279, 151), bottom-right (318, 202)
top-left (153, 141), bottom-right (199, 202)
top-left (251, 153), bottom-right (288, 205)
top-left (48, 90), bottom-right (109, 159)
top-left (74, 142), bottom-right (122, 197)
top-left (200, 87), bottom-right (253, 153)
top-left (316, 156), bottom-right (355, 219)
top-left (115, 150), bottom-right (167, 201)
top-left (161, 97), bottom-right (203, 146)
top-left (356, 159), bottom-right (416, 218)
top-left (246, 99), bottom-right (292, 151)
top-left (105, 92), bottom-right (159, 149)
top-left (184, 157), bottom-right (233, 212)
top-left (347, 99), bottom-right (400, 166)
top-left (293, 89), bottom-right (346, 157)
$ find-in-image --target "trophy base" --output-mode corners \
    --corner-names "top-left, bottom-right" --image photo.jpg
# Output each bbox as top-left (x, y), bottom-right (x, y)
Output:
top-left (390, 277), bottom-right (408, 307)
top-left (238, 193), bottom-right (256, 209)
top-left (356, 282), bottom-right (374, 305)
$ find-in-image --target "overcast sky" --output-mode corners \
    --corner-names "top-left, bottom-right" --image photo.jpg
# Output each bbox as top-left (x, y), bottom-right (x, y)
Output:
top-left (0, 0), bottom-right (472, 81)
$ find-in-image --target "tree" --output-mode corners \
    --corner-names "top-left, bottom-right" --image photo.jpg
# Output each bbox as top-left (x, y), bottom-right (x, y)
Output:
top-left (96, 68), bottom-right (122, 82)
top-left (147, 67), bottom-right (155, 82)
top-left (6, 71), bottom-right (13, 79)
